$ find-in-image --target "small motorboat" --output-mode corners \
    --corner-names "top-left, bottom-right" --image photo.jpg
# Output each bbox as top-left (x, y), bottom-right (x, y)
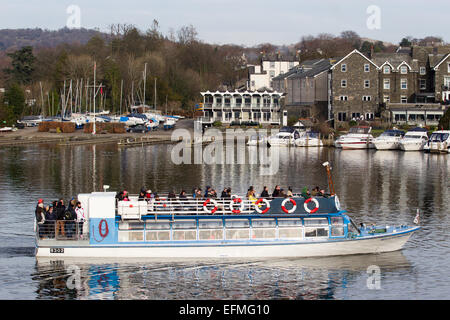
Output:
top-left (268, 127), bottom-right (302, 146)
top-left (335, 126), bottom-right (375, 149)
top-left (373, 129), bottom-right (405, 150)
top-left (424, 130), bottom-right (450, 153)
top-left (294, 131), bottom-right (323, 147)
top-left (399, 127), bottom-right (429, 151)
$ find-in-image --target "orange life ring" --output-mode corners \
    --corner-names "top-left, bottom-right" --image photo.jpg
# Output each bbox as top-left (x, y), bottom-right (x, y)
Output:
top-left (304, 197), bottom-right (319, 213)
top-left (281, 198), bottom-right (297, 214)
top-left (254, 198), bottom-right (271, 214)
top-left (229, 196), bottom-right (244, 214)
top-left (203, 198), bottom-right (218, 214)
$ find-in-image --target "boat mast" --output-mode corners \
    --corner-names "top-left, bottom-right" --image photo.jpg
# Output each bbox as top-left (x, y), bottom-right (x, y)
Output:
top-left (93, 61), bottom-right (96, 135)
top-left (143, 62), bottom-right (147, 107)
top-left (322, 161), bottom-right (335, 195)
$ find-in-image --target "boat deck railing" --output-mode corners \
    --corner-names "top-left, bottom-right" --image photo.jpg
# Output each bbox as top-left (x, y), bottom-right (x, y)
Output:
top-left (35, 220), bottom-right (89, 242)
top-left (116, 194), bottom-right (330, 218)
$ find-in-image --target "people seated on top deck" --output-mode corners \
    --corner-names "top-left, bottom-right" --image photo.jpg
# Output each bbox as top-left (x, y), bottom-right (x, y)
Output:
top-left (311, 186), bottom-right (325, 197)
top-left (272, 185), bottom-right (281, 197)
top-left (287, 187), bottom-right (293, 197)
top-left (260, 186), bottom-right (269, 198)
top-left (138, 188), bottom-right (146, 201)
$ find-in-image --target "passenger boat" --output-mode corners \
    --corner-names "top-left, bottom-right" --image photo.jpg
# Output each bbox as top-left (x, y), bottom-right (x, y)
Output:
top-left (334, 126), bottom-right (375, 149)
top-left (423, 130), bottom-right (450, 153)
top-left (294, 131), bottom-right (323, 147)
top-left (34, 163), bottom-right (420, 258)
top-left (373, 129), bottom-right (405, 150)
top-left (398, 127), bottom-right (429, 151)
top-left (267, 126), bottom-right (303, 146)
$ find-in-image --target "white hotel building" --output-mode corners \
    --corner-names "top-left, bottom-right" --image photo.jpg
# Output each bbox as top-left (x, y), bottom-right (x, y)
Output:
top-left (248, 59), bottom-right (299, 91)
top-left (200, 90), bottom-right (286, 125)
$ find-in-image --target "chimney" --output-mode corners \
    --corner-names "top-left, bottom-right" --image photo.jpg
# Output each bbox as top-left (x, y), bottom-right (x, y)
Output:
top-left (370, 45), bottom-right (374, 58)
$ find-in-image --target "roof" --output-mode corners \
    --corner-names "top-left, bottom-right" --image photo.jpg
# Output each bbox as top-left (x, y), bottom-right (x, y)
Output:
top-left (432, 53), bottom-right (450, 70)
top-left (330, 49), bottom-right (379, 69)
top-left (272, 59), bottom-right (332, 81)
top-left (372, 53), bottom-right (418, 71)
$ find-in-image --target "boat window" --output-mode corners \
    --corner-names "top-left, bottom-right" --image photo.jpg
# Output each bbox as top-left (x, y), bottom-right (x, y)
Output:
top-left (225, 219), bottom-right (250, 228)
top-left (199, 229), bottom-right (224, 240)
top-left (330, 217), bottom-right (344, 225)
top-left (331, 227), bottom-right (345, 236)
top-left (146, 231), bottom-right (170, 241)
top-left (277, 218), bottom-right (302, 227)
top-left (226, 229), bottom-right (250, 240)
top-left (252, 219), bottom-right (276, 228)
top-left (173, 230), bottom-right (197, 241)
top-left (118, 231), bottom-right (144, 241)
top-left (252, 228), bottom-right (276, 239)
top-left (172, 220), bottom-right (197, 229)
top-left (304, 218), bottom-right (328, 226)
top-left (119, 222), bottom-right (144, 230)
top-left (430, 133), bottom-right (449, 142)
top-left (278, 228), bottom-right (302, 239)
top-left (146, 221), bottom-right (171, 230)
top-left (305, 227), bottom-right (329, 237)
top-left (198, 219), bottom-right (223, 229)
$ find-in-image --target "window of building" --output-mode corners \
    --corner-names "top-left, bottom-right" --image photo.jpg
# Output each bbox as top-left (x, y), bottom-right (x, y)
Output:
top-left (339, 95), bottom-right (348, 101)
top-left (420, 79), bottom-right (426, 90)
top-left (289, 61), bottom-right (294, 68)
top-left (251, 80), bottom-right (255, 88)
top-left (383, 95), bottom-right (390, 103)
top-left (384, 79), bottom-right (390, 89)
top-left (338, 112), bottom-right (347, 121)
top-left (351, 113), bottom-right (361, 119)
top-left (341, 79), bottom-right (347, 88)
top-left (270, 61), bottom-right (275, 68)
top-left (420, 67), bottom-right (426, 75)
top-left (383, 65), bottom-right (390, 74)
top-left (366, 113), bottom-right (374, 120)
top-left (269, 70), bottom-right (275, 77)
top-left (362, 96), bottom-right (371, 101)
top-left (341, 64), bottom-right (347, 72)
top-left (401, 96), bottom-right (407, 103)
top-left (401, 78), bottom-right (407, 89)
top-left (448, 63), bottom-right (450, 73)
top-left (400, 66), bottom-right (408, 74)
top-left (364, 64), bottom-right (370, 72)
top-left (364, 80), bottom-right (370, 88)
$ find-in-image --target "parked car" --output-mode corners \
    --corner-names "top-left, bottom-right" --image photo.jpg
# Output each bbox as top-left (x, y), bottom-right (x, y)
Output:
top-left (127, 124), bottom-right (148, 133)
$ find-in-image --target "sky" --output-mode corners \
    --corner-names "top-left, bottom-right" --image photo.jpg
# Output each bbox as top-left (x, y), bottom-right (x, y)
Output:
top-left (0, 0), bottom-right (447, 47)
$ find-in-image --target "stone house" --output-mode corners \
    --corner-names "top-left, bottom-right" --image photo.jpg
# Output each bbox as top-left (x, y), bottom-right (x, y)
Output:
top-left (330, 49), bottom-right (379, 125)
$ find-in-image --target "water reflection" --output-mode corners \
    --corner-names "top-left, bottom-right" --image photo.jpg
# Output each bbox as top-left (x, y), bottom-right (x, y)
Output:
top-left (33, 251), bottom-right (411, 300)
top-left (0, 143), bottom-right (448, 299)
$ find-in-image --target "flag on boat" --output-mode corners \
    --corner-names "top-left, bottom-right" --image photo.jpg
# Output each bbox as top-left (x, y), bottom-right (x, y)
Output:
top-left (413, 209), bottom-right (420, 224)
top-left (195, 103), bottom-right (203, 110)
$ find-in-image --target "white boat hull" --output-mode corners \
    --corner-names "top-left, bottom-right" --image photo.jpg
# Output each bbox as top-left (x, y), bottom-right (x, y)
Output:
top-left (399, 141), bottom-right (425, 151)
top-left (295, 139), bottom-right (323, 147)
top-left (35, 230), bottom-right (414, 258)
top-left (339, 141), bottom-right (374, 149)
top-left (373, 141), bottom-right (399, 150)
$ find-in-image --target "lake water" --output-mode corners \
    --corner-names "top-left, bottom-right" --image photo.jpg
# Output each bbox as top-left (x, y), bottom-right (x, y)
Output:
top-left (0, 142), bottom-right (448, 299)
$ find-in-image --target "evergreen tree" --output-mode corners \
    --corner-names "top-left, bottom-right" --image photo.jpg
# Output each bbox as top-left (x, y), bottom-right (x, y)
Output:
top-left (3, 83), bottom-right (26, 118)
top-left (4, 46), bottom-right (36, 84)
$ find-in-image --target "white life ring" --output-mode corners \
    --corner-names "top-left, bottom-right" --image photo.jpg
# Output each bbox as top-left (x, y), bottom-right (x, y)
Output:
top-left (334, 196), bottom-right (341, 211)
top-left (281, 198), bottom-right (297, 214)
top-left (203, 198), bottom-right (218, 214)
top-left (304, 197), bottom-right (319, 214)
top-left (254, 198), bottom-right (271, 214)
top-left (229, 195), bottom-right (245, 214)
